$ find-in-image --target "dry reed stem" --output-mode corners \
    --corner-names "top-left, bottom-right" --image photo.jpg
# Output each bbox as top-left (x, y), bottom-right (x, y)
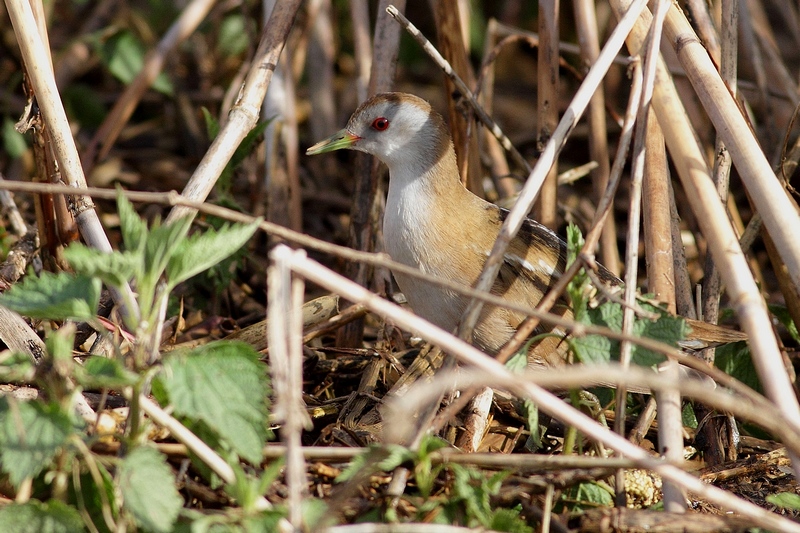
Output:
top-left (572, 0), bottom-right (620, 274)
top-left (166, 0), bottom-right (302, 223)
top-left (683, 0), bottom-right (721, 65)
top-left (701, 0), bottom-right (738, 368)
top-left (642, 113), bottom-right (674, 311)
top-left (479, 21), bottom-right (516, 200)
top-left (276, 246), bottom-right (800, 533)
top-left (388, 365), bottom-right (796, 455)
top-left (388, 7), bottom-right (531, 176)
top-left (0, 178), bottom-right (762, 395)
top-left (434, 0), bottom-right (482, 194)
top-left (535, 0), bottom-right (559, 229)
top-left (260, 445), bottom-right (641, 469)
top-left (5, 0), bottom-right (139, 322)
top-left (491, 53), bottom-right (644, 365)
top-left (85, 0), bottom-right (216, 165)
top-left (268, 246), bottom-right (312, 529)
top-left (336, 0), bottom-right (403, 348)
top-left (349, 0), bottom-right (372, 103)
top-left (306, 0), bottom-right (337, 141)
top-left (264, 37), bottom-right (302, 231)
top-left (615, 0), bottom-right (671, 506)
top-left (620, 0), bottom-right (800, 476)
top-left (0, 174), bottom-right (28, 237)
top-left (459, 0), bottom-right (649, 339)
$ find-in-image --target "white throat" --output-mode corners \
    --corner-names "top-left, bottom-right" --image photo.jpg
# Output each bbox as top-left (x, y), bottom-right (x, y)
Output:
top-left (383, 165), bottom-right (436, 269)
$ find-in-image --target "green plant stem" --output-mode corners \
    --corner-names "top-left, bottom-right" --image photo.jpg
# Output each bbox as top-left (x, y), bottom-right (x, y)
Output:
top-left (126, 384), bottom-right (143, 448)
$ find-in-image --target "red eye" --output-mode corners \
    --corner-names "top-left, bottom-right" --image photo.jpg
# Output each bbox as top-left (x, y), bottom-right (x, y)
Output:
top-left (371, 117), bottom-right (390, 131)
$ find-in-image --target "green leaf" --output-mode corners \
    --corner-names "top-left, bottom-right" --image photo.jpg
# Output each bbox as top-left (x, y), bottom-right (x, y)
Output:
top-left (45, 324), bottom-right (75, 369)
top-left (202, 107), bottom-right (220, 140)
top-left (158, 342), bottom-right (271, 463)
top-left (99, 30), bottom-right (173, 95)
top-left (682, 402), bottom-right (697, 429)
top-left (64, 84), bottom-right (107, 128)
top-left (0, 397), bottom-right (73, 487)
top-left (118, 446), bottom-right (182, 533)
top-left (490, 507), bottom-right (534, 533)
top-left (144, 216), bottom-right (193, 284)
top-left (69, 465), bottom-right (117, 533)
top-left (0, 499), bottom-right (84, 533)
top-left (166, 219), bottom-right (260, 287)
top-left (505, 350), bottom-right (528, 373)
top-left (715, 341), bottom-right (760, 393)
top-left (217, 14), bottom-right (250, 57)
top-left (336, 444), bottom-right (412, 483)
top-left (0, 272), bottom-right (100, 320)
top-left (560, 481), bottom-right (614, 512)
top-left (522, 398), bottom-right (540, 451)
top-left (769, 304), bottom-right (800, 343)
top-left (219, 119), bottom-right (272, 191)
top-left (766, 491), bottom-right (800, 511)
top-left (63, 243), bottom-right (139, 289)
top-left (117, 190), bottom-right (148, 256)
top-left (2, 116), bottom-right (28, 158)
top-left (450, 465), bottom-right (508, 527)
top-left (78, 356), bottom-right (139, 389)
top-left (570, 301), bottom-right (688, 367)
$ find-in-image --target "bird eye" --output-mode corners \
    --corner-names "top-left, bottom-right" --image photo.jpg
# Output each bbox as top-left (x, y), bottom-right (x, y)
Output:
top-left (371, 117), bottom-right (390, 131)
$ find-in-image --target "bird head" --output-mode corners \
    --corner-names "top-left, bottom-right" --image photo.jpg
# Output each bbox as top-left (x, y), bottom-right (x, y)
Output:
top-left (306, 92), bottom-right (452, 176)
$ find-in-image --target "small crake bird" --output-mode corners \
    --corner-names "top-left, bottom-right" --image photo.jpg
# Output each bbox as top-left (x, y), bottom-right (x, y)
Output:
top-left (307, 92), bottom-right (745, 369)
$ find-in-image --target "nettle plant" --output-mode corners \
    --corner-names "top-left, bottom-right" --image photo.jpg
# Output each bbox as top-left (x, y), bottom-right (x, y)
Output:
top-left (0, 193), bottom-right (279, 532)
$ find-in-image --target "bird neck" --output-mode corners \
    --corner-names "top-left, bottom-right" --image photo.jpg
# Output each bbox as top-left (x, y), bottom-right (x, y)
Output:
top-left (384, 142), bottom-right (469, 223)
top-left (382, 138), bottom-right (481, 280)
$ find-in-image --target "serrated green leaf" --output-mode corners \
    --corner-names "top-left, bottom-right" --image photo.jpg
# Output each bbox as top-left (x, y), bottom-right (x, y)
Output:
top-left (117, 191), bottom-right (148, 255)
top-left (166, 219), bottom-right (260, 287)
top-left (3, 116), bottom-right (28, 158)
top-left (631, 310), bottom-right (687, 367)
top-left (562, 481), bottom-right (614, 512)
top-left (715, 341), bottom-right (760, 393)
top-left (490, 507), bottom-right (534, 533)
top-left (766, 491), bottom-right (800, 510)
top-left (144, 216), bottom-right (193, 283)
top-left (118, 446), bottom-right (182, 533)
top-left (99, 30), bottom-right (173, 95)
top-left (570, 333), bottom-right (614, 364)
top-left (202, 107), bottom-right (220, 140)
top-left (217, 119), bottom-right (273, 192)
top-left (0, 499), bottom-right (84, 533)
top-left (505, 350), bottom-right (528, 373)
top-left (158, 342), bottom-right (270, 463)
top-left (0, 398), bottom-right (73, 487)
top-left (522, 398), bottom-right (540, 451)
top-left (0, 272), bottom-right (100, 321)
top-left (79, 356), bottom-right (139, 389)
top-left (682, 402), bottom-right (697, 429)
top-left (417, 435), bottom-right (448, 457)
top-left (570, 301), bottom-right (687, 368)
top-left (566, 223), bottom-right (584, 267)
top-left (45, 324), bottom-right (75, 368)
top-left (0, 350), bottom-right (36, 382)
top-left (63, 243), bottom-right (139, 289)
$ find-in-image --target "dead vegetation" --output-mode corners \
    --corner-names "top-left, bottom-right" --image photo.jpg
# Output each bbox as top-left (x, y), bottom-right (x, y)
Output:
top-left (1, 0), bottom-right (800, 531)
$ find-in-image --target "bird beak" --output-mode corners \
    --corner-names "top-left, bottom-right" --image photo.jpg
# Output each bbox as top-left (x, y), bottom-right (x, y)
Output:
top-left (306, 129), bottom-right (361, 155)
